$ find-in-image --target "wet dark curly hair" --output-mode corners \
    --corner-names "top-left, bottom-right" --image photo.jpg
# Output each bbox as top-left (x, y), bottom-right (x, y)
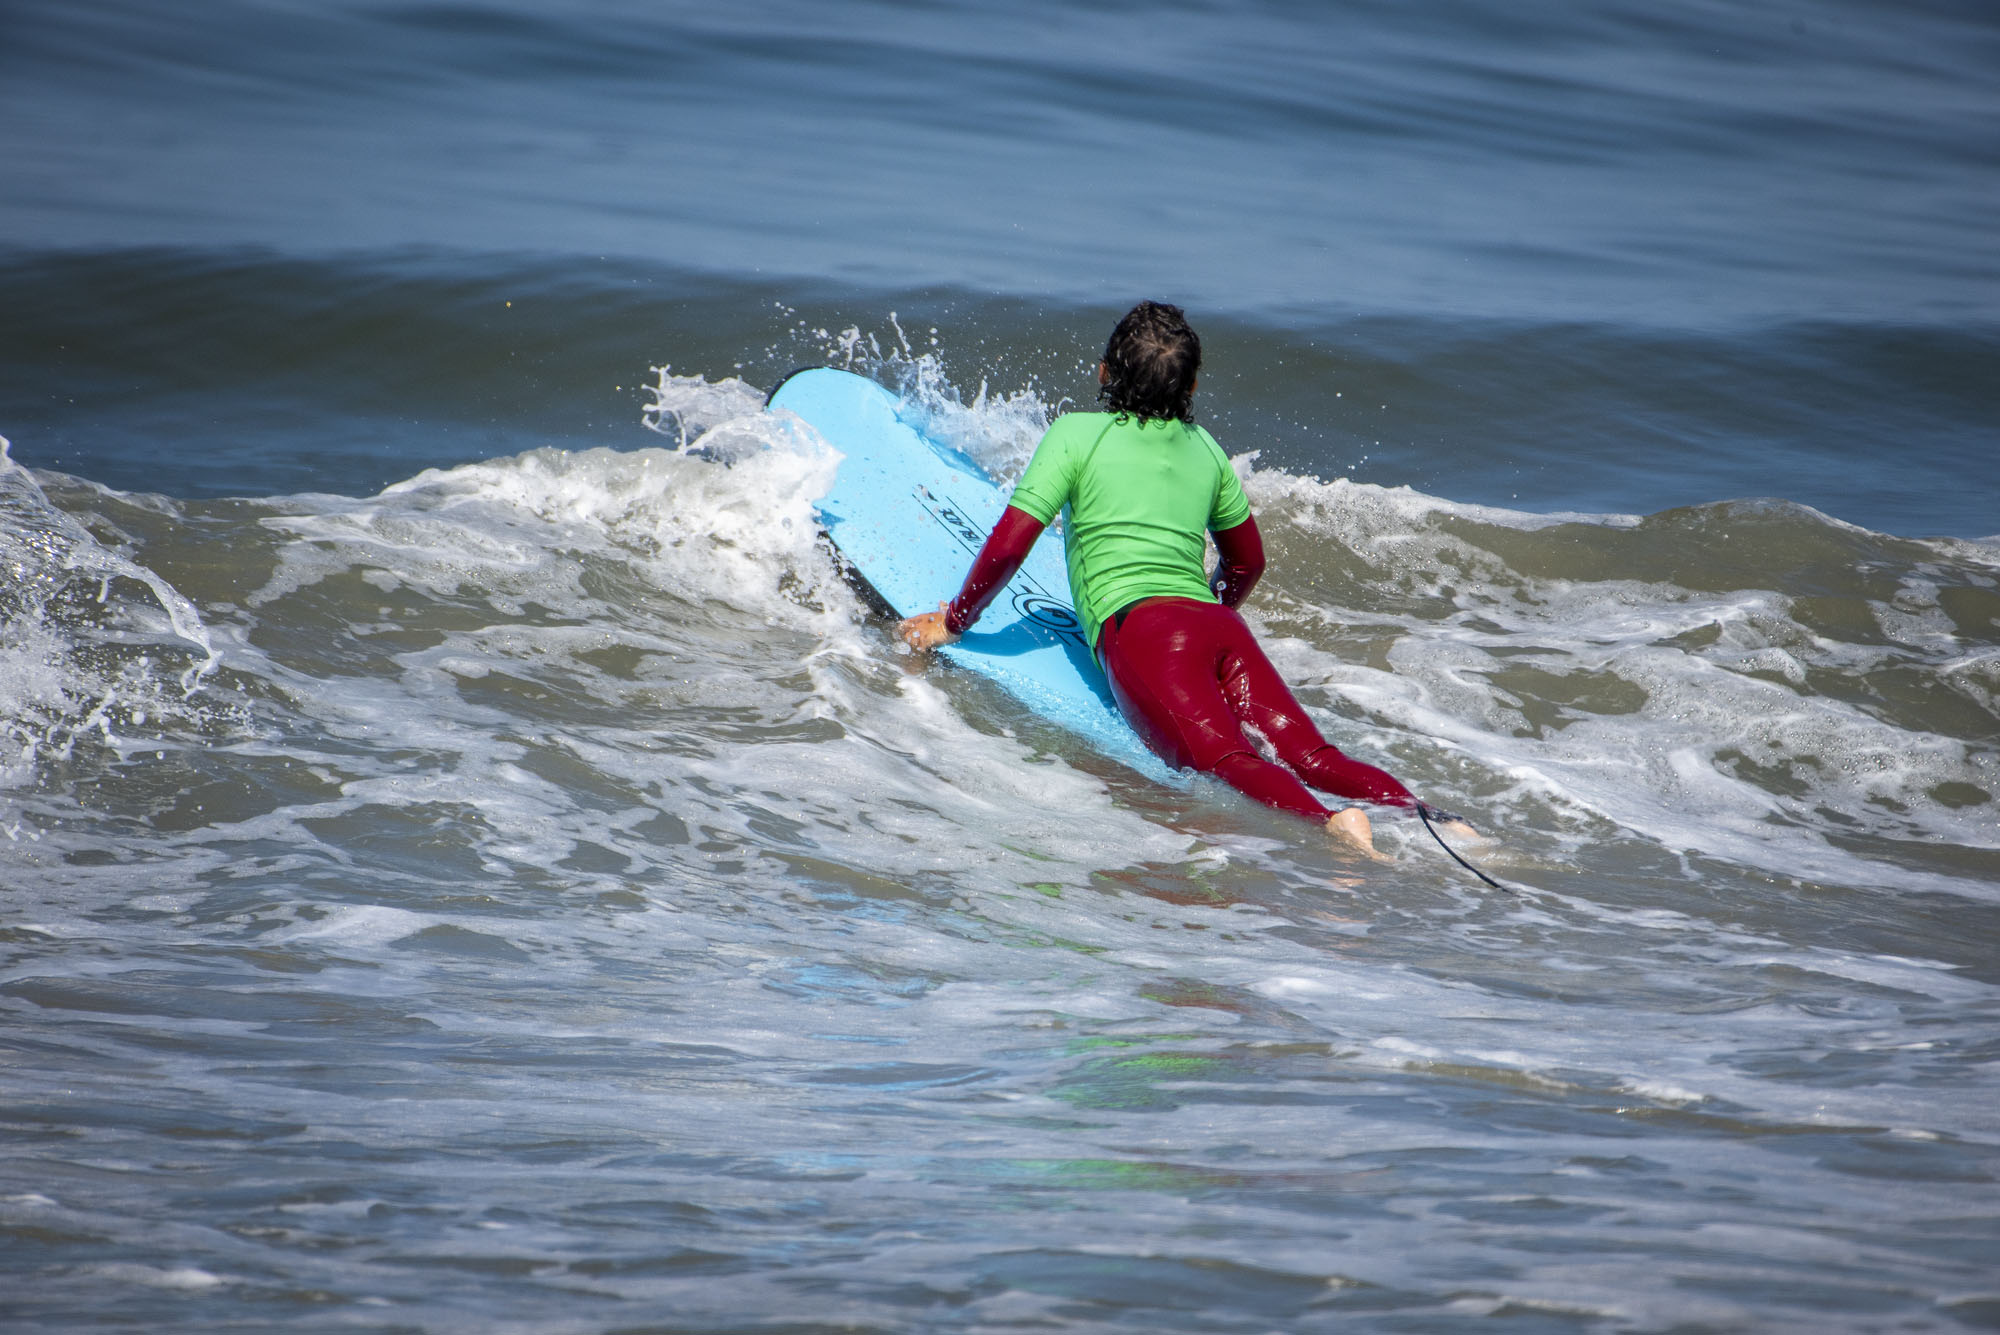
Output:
top-left (1097, 300), bottom-right (1201, 425)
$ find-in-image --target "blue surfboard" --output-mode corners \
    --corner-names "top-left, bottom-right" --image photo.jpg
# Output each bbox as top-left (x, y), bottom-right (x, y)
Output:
top-left (767, 367), bottom-right (1173, 780)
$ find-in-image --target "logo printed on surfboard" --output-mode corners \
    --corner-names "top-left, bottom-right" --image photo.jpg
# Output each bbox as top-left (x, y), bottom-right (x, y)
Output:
top-left (1010, 592), bottom-right (1084, 642)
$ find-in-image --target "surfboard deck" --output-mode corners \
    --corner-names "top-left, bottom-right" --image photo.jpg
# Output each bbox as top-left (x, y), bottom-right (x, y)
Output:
top-left (767, 366), bottom-right (1173, 780)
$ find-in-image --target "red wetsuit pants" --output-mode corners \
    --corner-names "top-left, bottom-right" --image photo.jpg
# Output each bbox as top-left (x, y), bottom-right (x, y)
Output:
top-left (1097, 597), bottom-right (1414, 822)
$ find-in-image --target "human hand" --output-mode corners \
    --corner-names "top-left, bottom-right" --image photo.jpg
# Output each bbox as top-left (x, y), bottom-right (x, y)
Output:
top-left (898, 603), bottom-right (960, 652)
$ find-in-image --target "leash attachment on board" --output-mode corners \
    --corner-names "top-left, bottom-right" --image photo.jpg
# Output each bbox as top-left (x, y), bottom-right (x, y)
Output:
top-left (1415, 801), bottom-right (1511, 893)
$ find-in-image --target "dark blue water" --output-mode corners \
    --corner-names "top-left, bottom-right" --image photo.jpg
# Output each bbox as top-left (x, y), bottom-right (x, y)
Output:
top-left (4, 2), bottom-right (1998, 1331)
top-left (6, 0), bottom-right (1998, 534)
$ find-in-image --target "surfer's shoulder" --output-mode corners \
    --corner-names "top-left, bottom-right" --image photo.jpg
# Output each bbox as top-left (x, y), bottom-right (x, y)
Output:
top-left (1038, 410), bottom-right (1113, 448)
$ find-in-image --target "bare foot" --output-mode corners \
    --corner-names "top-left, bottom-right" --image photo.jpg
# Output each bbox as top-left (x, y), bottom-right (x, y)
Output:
top-left (1326, 807), bottom-right (1389, 861)
top-left (1417, 803), bottom-right (1482, 842)
top-left (1430, 816), bottom-right (1487, 845)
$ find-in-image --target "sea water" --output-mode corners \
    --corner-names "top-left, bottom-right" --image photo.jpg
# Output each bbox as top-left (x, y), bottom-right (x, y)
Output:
top-left (3, 2), bottom-right (1997, 1331)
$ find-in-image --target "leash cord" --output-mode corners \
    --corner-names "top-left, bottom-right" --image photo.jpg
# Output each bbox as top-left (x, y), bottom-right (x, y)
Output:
top-left (1416, 802), bottom-right (1511, 893)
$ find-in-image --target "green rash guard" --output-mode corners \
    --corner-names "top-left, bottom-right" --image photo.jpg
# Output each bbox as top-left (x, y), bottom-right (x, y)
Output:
top-left (1006, 412), bottom-right (1251, 651)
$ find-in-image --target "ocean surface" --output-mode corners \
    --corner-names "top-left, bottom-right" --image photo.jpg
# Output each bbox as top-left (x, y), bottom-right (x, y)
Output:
top-left (3, 2), bottom-right (1998, 1331)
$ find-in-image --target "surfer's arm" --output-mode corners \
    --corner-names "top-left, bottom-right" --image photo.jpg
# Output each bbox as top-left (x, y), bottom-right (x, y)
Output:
top-left (1210, 514), bottom-right (1265, 607)
top-left (944, 505), bottom-right (1046, 633)
top-left (898, 505), bottom-right (1046, 650)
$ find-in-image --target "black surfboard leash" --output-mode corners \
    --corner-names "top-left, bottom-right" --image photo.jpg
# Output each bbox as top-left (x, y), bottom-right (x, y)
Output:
top-left (1415, 802), bottom-right (1512, 893)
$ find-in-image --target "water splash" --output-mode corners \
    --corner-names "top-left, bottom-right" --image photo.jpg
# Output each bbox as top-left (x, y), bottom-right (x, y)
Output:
top-left (0, 436), bottom-right (222, 793)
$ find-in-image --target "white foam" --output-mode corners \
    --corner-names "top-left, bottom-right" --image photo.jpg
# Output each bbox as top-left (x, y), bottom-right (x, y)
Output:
top-left (1617, 1077), bottom-right (1707, 1105)
top-left (87, 1264), bottom-right (229, 1290)
top-left (266, 904), bottom-right (433, 947)
top-left (0, 437), bottom-right (225, 791)
top-left (251, 438), bottom-right (843, 633)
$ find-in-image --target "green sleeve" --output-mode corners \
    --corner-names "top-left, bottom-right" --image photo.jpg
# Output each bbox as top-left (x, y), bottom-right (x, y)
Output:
top-left (1006, 416), bottom-right (1083, 525)
top-left (1199, 427), bottom-right (1251, 531)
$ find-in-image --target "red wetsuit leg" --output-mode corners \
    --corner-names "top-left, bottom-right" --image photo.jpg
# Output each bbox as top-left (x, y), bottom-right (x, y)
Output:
top-left (1097, 598), bottom-right (1336, 822)
top-left (1212, 618), bottom-right (1415, 809)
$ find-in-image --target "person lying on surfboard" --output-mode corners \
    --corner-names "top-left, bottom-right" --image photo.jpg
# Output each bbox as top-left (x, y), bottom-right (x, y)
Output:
top-left (900, 300), bottom-right (1473, 859)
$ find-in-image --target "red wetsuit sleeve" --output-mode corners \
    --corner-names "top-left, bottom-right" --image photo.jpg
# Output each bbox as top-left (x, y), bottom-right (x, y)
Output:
top-left (1210, 514), bottom-right (1265, 608)
top-left (944, 505), bottom-right (1046, 634)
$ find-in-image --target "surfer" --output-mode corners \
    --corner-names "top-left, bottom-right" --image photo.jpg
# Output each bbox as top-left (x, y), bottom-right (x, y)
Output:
top-left (901, 301), bottom-right (1447, 857)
